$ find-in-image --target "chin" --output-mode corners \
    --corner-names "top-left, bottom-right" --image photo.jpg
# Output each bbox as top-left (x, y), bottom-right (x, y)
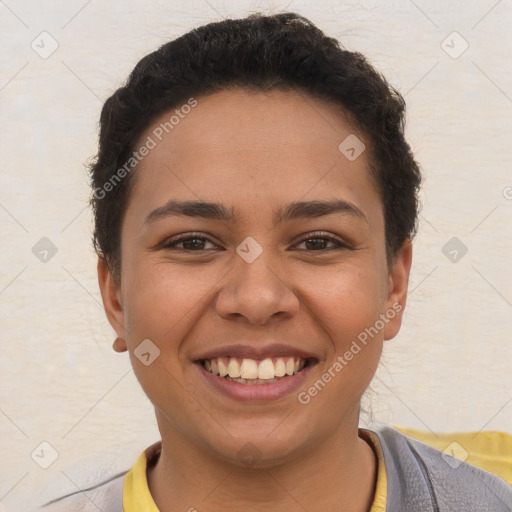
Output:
top-left (198, 418), bottom-right (321, 469)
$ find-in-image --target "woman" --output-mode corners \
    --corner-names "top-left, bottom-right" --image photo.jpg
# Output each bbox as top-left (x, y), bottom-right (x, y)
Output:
top-left (40, 11), bottom-right (512, 512)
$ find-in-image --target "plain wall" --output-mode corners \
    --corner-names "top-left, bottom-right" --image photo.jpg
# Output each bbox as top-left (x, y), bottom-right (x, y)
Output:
top-left (0, 0), bottom-right (511, 509)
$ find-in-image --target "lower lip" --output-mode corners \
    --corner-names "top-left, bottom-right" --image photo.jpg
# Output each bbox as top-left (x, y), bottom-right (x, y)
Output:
top-left (196, 362), bottom-right (315, 401)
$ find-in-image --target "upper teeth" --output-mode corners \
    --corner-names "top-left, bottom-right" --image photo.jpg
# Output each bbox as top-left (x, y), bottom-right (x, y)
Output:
top-left (203, 357), bottom-right (306, 380)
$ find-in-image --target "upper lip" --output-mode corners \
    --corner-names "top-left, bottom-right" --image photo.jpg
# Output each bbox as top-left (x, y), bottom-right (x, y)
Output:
top-left (194, 343), bottom-right (319, 362)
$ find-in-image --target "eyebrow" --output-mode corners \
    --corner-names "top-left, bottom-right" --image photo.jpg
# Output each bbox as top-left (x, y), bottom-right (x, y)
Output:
top-left (143, 199), bottom-right (368, 226)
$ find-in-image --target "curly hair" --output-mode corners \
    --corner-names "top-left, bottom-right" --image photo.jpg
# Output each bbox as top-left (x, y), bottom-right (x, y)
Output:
top-left (89, 12), bottom-right (421, 284)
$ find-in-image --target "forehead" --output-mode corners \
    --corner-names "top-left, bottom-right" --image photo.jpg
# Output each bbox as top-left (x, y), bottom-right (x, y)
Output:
top-left (145, 88), bottom-right (358, 163)
top-left (125, 88), bottom-right (381, 228)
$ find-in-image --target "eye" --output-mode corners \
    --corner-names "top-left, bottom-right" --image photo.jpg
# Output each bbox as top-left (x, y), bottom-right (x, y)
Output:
top-left (294, 232), bottom-right (351, 251)
top-left (161, 234), bottom-right (219, 251)
top-left (158, 231), bottom-right (351, 253)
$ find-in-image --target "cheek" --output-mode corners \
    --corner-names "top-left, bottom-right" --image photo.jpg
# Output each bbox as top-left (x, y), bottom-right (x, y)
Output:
top-left (303, 264), bottom-right (384, 344)
top-left (300, 265), bottom-right (384, 390)
top-left (120, 262), bottom-right (212, 410)
top-left (292, 266), bottom-right (384, 430)
top-left (121, 259), bottom-right (221, 346)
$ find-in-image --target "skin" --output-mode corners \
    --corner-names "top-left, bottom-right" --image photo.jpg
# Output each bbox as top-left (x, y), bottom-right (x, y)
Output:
top-left (98, 88), bottom-right (412, 511)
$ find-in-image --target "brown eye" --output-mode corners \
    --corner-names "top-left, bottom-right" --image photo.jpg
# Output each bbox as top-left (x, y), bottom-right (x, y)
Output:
top-left (304, 238), bottom-right (330, 250)
top-left (162, 235), bottom-right (218, 251)
top-left (295, 232), bottom-right (351, 252)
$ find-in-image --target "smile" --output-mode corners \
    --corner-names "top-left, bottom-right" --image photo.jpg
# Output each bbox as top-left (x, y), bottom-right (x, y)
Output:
top-left (201, 356), bottom-right (309, 384)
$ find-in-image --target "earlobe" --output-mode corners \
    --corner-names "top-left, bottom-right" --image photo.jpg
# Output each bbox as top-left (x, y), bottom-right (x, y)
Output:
top-left (112, 337), bottom-right (128, 352)
top-left (383, 239), bottom-right (413, 341)
top-left (97, 256), bottom-right (126, 340)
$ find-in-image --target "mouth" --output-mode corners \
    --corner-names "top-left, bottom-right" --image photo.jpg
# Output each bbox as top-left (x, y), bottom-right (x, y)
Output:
top-left (200, 356), bottom-right (311, 385)
top-left (193, 343), bottom-right (319, 401)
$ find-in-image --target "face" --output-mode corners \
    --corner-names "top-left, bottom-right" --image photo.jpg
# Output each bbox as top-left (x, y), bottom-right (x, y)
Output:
top-left (99, 88), bottom-right (411, 466)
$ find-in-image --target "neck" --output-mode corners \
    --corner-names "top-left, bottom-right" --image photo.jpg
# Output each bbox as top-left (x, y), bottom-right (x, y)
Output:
top-left (147, 414), bottom-right (377, 512)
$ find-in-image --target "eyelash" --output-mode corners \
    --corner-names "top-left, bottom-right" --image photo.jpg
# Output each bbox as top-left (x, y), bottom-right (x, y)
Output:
top-left (160, 231), bottom-right (351, 252)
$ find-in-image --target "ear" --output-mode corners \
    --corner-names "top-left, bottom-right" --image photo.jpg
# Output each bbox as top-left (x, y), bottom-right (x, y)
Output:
top-left (97, 256), bottom-right (126, 340)
top-left (383, 238), bottom-right (413, 341)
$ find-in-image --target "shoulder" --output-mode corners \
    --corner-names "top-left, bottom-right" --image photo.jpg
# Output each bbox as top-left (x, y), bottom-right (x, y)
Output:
top-left (36, 471), bottom-right (126, 512)
top-left (370, 424), bottom-right (512, 511)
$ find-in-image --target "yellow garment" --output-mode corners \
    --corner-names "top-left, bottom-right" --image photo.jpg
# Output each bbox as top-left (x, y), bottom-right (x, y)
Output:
top-left (394, 426), bottom-right (512, 486)
top-left (123, 441), bottom-right (160, 512)
top-left (123, 430), bottom-right (389, 511)
top-left (360, 429), bottom-right (388, 512)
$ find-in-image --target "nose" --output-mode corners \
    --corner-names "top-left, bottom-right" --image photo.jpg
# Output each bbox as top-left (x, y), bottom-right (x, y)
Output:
top-left (214, 249), bottom-right (300, 325)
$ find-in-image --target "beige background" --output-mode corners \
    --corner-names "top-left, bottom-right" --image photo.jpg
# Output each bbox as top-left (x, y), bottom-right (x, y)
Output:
top-left (0, 0), bottom-right (511, 509)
